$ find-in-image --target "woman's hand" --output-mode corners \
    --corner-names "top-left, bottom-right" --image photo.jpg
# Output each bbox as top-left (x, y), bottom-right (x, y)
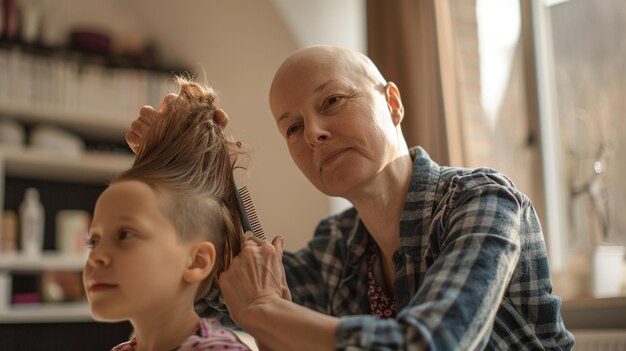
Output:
top-left (218, 235), bottom-right (291, 328)
top-left (125, 93), bottom-right (178, 154)
top-left (220, 235), bottom-right (338, 351)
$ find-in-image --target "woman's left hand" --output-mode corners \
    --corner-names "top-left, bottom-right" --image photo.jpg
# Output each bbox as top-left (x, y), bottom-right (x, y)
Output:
top-left (218, 235), bottom-right (291, 328)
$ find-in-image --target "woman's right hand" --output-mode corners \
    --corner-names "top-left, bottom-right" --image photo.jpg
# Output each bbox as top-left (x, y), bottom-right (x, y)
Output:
top-left (125, 93), bottom-right (178, 154)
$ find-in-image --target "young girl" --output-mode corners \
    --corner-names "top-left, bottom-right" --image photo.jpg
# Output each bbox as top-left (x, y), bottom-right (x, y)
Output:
top-left (82, 77), bottom-right (252, 351)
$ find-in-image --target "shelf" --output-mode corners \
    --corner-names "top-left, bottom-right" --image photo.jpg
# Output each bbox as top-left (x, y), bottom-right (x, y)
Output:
top-left (0, 103), bottom-right (129, 140)
top-left (0, 148), bottom-right (134, 183)
top-left (0, 302), bottom-right (92, 323)
top-left (0, 252), bottom-right (86, 271)
top-left (561, 296), bottom-right (626, 329)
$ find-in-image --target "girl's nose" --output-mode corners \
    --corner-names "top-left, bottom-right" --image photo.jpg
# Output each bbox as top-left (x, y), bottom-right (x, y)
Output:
top-left (86, 247), bottom-right (111, 267)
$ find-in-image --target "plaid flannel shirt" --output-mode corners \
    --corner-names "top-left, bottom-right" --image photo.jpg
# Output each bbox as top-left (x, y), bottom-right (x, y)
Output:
top-left (197, 146), bottom-right (574, 350)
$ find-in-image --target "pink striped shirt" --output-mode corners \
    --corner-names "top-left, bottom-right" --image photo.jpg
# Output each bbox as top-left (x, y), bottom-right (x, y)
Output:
top-left (112, 318), bottom-right (251, 351)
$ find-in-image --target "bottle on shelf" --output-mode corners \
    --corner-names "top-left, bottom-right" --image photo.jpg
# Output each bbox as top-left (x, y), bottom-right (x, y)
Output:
top-left (0, 210), bottom-right (18, 253)
top-left (0, 272), bottom-right (10, 312)
top-left (19, 187), bottom-right (45, 257)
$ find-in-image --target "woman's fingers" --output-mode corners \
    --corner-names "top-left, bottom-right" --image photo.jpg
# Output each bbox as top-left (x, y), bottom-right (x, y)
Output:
top-left (125, 130), bottom-right (141, 154)
top-left (270, 235), bottom-right (291, 301)
top-left (159, 93), bottom-right (178, 112)
top-left (125, 105), bottom-right (161, 153)
top-left (271, 235), bottom-right (284, 256)
top-left (213, 108), bottom-right (229, 129)
top-left (218, 262), bottom-right (291, 328)
top-left (125, 93), bottom-right (177, 154)
top-left (218, 234), bottom-right (290, 320)
top-left (244, 235), bottom-right (266, 246)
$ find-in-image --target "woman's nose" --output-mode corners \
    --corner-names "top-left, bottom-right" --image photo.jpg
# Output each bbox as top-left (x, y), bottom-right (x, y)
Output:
top-left (303, 119), bottom-right (331, 147)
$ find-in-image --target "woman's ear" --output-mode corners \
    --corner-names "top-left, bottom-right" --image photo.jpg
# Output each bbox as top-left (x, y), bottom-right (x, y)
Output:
top-left (183, 242), bottom-right (216, 284)
top-left (385, 82), bottom-right (404, 126)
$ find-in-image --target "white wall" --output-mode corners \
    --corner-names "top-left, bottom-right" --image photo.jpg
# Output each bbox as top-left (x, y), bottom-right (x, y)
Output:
top-left (270, 0), bottom-right (366, 214)
top-left (30, 0), bottom-right (365, 251)
top-left (270, 0), bottom-right (366, 52)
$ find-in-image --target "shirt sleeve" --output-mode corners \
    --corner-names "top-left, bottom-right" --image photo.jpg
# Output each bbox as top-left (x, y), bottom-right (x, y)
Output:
top-left (336, 171), bottom-right (524, 350)
top-left (282, 219), bottom-right (349, 314)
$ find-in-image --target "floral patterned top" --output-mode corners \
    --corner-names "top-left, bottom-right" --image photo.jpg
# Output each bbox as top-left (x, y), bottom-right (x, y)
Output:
top-left (367, 242), bottom-right (397, 318)
top-left (111, 318), bottom-right (251, 351)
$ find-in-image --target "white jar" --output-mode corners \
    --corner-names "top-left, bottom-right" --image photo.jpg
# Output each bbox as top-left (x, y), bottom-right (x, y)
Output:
top-left (0, 273), bottom-right (10, 312)
top-left (19, 188), bottom-right (45, 257)
top-left (56, 210), bottom-right (90, 257)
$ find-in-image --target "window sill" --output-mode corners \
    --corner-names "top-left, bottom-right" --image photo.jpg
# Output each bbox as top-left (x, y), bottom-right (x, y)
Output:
top-left (561, 296), bottom-right (626, 329)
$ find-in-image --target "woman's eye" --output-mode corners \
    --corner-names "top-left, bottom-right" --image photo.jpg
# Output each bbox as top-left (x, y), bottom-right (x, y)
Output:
top-left (324, 95), bottom-right (345, 109)
top-left (328, 96), bottom-right (342, 105)
top-left (286, 123), bottom-right (302, 137)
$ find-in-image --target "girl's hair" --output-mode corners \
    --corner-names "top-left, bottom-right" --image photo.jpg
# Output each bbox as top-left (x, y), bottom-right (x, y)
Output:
top-left (116, 76), bottom-right (244, 297)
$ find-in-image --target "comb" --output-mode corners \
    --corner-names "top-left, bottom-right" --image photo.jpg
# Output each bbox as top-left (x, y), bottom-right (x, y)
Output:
top-left (235, 186), bottom-right (267, 240)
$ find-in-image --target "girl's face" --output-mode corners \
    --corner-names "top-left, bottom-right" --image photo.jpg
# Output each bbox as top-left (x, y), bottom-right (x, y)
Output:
top-left (83, 180), bottom-right (192, 322)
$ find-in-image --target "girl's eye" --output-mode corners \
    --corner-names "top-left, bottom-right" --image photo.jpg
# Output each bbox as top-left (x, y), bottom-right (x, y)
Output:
top-left (119, 230), bottom-right (137, 241)
top-left (85, 236), bottom-right (98, 249)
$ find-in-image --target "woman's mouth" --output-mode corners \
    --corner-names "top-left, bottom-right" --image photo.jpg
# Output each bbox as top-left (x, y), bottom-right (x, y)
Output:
top-left (320, 148), bottom-right (351, 171)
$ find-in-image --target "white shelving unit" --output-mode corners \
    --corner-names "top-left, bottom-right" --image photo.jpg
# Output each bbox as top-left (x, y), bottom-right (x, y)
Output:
top-left (0, 103), bottom-right (128, 141)
top-left (0, 42), bottom-right (166, 328)
top-left (0, 146), bottom-right (133, 324)
top-left (0, 45), bottom-right (171, 141)
top-left (0, 148), bottom-right (134, 184)
top-left (0, 253), bottom-right (92, 323)
top-left (0, 252), bottom-right (87, 272)
top-left (0, 301), bottom-right (93, 323)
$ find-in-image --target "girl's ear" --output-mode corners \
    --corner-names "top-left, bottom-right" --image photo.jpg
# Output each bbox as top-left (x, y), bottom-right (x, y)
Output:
top-left (385, 82), bottom-right (404, 126)
top-left (183, 242), bottom-right (216, 284)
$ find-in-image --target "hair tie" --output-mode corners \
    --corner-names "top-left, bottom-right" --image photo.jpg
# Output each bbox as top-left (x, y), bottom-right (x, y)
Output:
top-left (213, 109), bottom-right (229, 129)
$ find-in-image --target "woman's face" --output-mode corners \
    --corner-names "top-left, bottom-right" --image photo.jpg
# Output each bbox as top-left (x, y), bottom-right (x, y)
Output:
top-left (83, 180), bottom-right (191, 322)
top-left (270, 48), bottom-right (404, 199)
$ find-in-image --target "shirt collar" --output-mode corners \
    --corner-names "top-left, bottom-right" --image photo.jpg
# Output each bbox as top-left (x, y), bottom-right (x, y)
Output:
top-left (345, 146), bottom-right (441, 259)
top-left (398, 146), bottom-right (441, 252)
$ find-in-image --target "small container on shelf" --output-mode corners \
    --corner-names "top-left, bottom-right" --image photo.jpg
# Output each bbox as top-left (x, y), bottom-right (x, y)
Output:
top-left (10, 272), bottom-right (42, 307)
top-left (56, 210), bottom-right (90, 258)
top-left (0, 272), bottom-right (11, 312)
top-left (12, 292), bottom-right (41, 305)
top-left (41, 270), bottom-right (85, 303)
top-left (0, 118), bottom-right (26, 150)
top-left (1, 210), bottom-right (18, 253)
top-left (19, 187), bottom-right (45, 257)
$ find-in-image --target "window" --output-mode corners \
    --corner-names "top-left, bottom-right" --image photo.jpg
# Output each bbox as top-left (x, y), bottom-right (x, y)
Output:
top-left (446, 0), bottom-right (626, 299)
